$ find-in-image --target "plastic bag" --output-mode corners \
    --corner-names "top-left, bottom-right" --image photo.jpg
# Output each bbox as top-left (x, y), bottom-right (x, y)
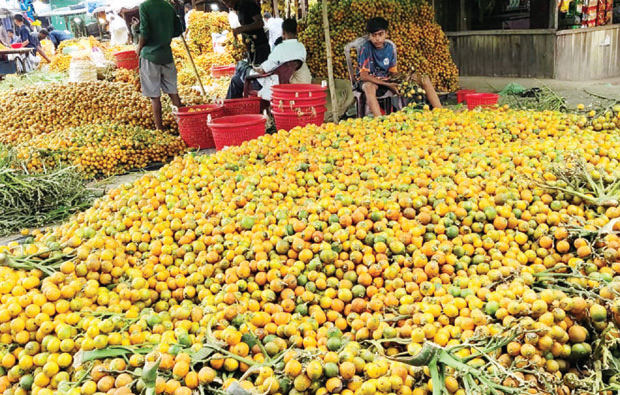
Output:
top-left (69, 58), bottom-right (97, 82)
top-left (40, 39), bottom-right (55, 57)
top-left (90, 47), bottom-right (106, 67)
top-left (109, 13), bottom-right (129, 46)
top-left (68, 38), bottom-right (93, 60)
top-left (498, 82), bottom-right (526, 96)
top-left (212, 31), bottom-right (229, 54)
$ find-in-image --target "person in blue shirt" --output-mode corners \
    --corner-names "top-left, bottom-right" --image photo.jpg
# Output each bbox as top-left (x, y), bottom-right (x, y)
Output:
top-left (38, 28), bottom-right (72, 49)
top-left (12, 14), bottom-right (50, 63)
top-left (357, 17), bottom-right (441, 117)
top-left (7, 30), bottom-right (21, 44)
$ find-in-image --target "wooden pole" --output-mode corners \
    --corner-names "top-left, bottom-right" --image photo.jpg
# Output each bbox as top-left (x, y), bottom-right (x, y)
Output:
top-left (458, 0), bottom-right (466, 31)
top-left (322, 0), bottom-right (338, 123)
top-left (549, 0), bottom-right (558, 30)
top-left (273, 0), bottom-right (279, 18)
top-left (181, 33), bottom-right (207, 98)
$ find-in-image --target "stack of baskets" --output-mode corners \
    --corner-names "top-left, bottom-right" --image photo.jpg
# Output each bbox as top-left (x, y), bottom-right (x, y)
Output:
top-left (175, 104), bottom-right (224, 149)
top-left (271, 84), bottom-right (327, 131)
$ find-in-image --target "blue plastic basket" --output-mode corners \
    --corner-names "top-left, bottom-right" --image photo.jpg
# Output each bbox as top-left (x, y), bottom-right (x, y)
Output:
top-left (0, 61), bottom-right (17, 75)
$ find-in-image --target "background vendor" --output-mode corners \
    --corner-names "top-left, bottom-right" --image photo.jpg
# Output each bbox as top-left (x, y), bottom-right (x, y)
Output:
top-left (38, 28), bottom-right (72, 49)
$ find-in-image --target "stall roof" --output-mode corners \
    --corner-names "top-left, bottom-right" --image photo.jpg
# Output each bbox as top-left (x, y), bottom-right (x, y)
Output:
top-left (106, 0), bottom-right (144, 13)
top-left (0, 4), bottom-right (19, 14)
top-left (36, 7), bottom-right (89, 17)
top-left (91, 0), bottom-right (144, 15)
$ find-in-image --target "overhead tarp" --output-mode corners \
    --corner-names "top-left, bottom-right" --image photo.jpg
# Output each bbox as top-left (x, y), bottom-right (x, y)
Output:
top-left (105, 0), bottom-right (143, 13)
top-left (0, 0), bottom-right (20, 13)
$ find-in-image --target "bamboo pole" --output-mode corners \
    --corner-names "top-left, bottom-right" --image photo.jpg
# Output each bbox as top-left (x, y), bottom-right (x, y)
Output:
top-left (181, 33), bottom-right (207, 98)
top-left (322, 0), bottom-right (338, 123)
top-left (273, 0), bottom-right (280, 18)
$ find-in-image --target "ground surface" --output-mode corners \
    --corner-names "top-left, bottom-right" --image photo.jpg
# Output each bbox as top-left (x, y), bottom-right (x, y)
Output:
top-left (459, 76), bottom-right (620, 108)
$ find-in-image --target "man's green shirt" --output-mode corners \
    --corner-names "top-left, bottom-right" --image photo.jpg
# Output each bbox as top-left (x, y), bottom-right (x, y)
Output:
top-left (139, 0), bottom-right (183, 65)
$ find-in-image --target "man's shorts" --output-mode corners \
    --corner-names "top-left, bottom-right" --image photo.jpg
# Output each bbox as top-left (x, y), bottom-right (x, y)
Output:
top-left (139, 58), bottom-right (178, 98)
top-left (357, 81), bottom-right (390, 97)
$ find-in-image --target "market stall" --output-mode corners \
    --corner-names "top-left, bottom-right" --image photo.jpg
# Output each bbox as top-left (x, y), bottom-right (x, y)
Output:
top-left (36, 7), bottom-right (91, 36)
top-left (0, 47), bottom-right (32, 75)
top-left (436, 0), bottom-right (620, 80)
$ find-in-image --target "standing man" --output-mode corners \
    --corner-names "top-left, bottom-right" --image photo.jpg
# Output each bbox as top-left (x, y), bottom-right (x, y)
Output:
top-left (263, 11), bottom-right (283, 49)
top-left (132, 0), bottom-right (183, 130)
top-left (0, 24), bottom-right (9, 47)
top-left (222, 0), bottom-right (270, 65)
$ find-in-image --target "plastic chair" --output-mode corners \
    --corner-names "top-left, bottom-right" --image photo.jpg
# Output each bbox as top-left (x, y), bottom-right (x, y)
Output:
top-left (242, 60), bottom-right (303, 98)
top-left (344, 37), bottom-right (403, 118)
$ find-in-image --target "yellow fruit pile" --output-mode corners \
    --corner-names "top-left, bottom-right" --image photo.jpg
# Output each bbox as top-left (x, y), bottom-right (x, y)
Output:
top-left (187, 11), bottom-right (231, 55)
top-left (170, 11), bottom-right (235, 92)
top-left (2, 105), bottom-right (620, 394)
top-left (0, 81), bottom-right (211, 178)
top-left (48, 54), bottom-right (71, 72)
top-left (299, 0), bottom-right (459, 92)
top-left (112, 68), bottom-right (141, 91)
top-left (0, 82), bottom-right (156, 143)
top-left (14, 123), bottom-right (186, 178)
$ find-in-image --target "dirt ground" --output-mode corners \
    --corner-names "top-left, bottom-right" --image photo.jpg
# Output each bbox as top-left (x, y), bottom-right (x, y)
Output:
top-left (458, 76), bottom-right (620, 109)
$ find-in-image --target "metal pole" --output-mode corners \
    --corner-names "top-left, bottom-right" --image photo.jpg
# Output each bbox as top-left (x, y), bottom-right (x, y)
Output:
top-left (322, 0), bottom-right (338, 123)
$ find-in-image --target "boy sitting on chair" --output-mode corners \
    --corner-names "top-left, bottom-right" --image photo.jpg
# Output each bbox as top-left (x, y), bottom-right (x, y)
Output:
top-left (358, 17), bottom-right (442, 116)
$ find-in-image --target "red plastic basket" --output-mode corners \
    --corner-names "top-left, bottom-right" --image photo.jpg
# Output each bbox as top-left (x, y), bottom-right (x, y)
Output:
top-left (271, 94), bottom-right (327, 108)
top-left (175, 104), bottom-right (224, 149)
top-left (211, 64), bottom-right (236, 78)
top-left (272, 107), bottom-right (326, 131)
top-left (466, 93), bottom-right (499, 110)
top-left (222, 97), bottom-right (262, 116)
top-left (208, 114), bottom-right (266, 150)
top-left (271, 84), bottom-right (327, 99)
top-left (457, 89), bottom-right (476, 103)
top-left (10, 43), bottom-right (23, 49)
top-left (114, 50), bottom-right (139, 70)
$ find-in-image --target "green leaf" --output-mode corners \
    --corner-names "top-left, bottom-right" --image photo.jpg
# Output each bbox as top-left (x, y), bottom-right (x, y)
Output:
top-left (81, 347), bottom-right (134, 362)
top-left (81, 346), bottom-right (153, 363)
top-left (143, 357), bottom-right (161, 386)
top-left (190, 347), bottom-right (215, 362)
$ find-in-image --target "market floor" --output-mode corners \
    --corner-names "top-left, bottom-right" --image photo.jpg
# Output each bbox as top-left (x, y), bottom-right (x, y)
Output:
top-left (458, 76), bottom-right (620, 108)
